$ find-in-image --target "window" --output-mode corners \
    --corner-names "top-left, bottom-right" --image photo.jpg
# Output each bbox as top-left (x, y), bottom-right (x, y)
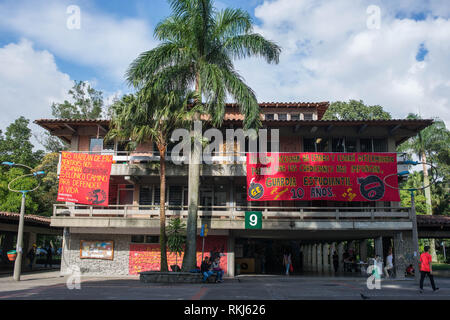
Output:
top-left (169, 186), bottom-right (183, 206)
top-left (235, 185), bottom-right (247, 210)
top-left (360, 138), bottom-right (388, 152)
top-left (131, 235), bottom-right (159, 243)
top-left (89, 138), bottom-right (103, 152)
top-left (290, 114), bottom-right (300, 121)
top-left (303, 113), bottom-right (313, 120)
top-left (332, 138), bottom-right (357, 152)
top-left (265, 113), bottom-right (274, 120)
top-left (118, 184), bottom-right (134, 205)
top-left (303, 138), bottom-right (329, 152)
top-left (139, 186), bottom-right (153, 206)
top-left (214, 185), bottom-right (227, 207)
top-left (278, 113), bottom-right (287, 121)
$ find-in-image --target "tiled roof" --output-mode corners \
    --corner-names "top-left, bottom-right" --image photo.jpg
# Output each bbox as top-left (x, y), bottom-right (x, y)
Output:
top-left (0, 212), bottom-right (51, 226)
top-left (417, 215), bottom-right (450, 227)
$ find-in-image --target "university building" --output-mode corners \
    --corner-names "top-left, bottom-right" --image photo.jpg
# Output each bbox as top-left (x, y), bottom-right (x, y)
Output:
top-left (35, 102), bottom-right (433, 278)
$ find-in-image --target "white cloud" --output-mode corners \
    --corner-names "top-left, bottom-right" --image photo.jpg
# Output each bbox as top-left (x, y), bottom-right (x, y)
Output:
top-left (0, 0), bottom-right (157, 82)
top-left (0, 39), bottom-right (73, 135)
top-left (235, 0), bottom-right (450, 126)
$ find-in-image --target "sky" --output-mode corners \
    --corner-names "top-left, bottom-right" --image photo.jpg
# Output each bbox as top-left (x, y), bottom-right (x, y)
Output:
top-left (0, 0), bottom-right (449, 146)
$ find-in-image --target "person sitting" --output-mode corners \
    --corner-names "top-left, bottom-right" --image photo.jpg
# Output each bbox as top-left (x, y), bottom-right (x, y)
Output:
top-left (201, 256), bottom-right (214, 283)
top-left (211, 256), bottom-right (224, 283)
top-left (406, 264), bottom-right (415, 276)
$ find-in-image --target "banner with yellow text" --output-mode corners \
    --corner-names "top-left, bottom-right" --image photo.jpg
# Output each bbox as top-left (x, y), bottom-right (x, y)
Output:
top-left (57, 152), bottom-right (113, 205)
top-left (247, 153), bottom-right (400, 202)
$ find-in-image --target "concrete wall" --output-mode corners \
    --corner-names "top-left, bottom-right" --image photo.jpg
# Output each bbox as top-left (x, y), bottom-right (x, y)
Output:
top-left (61, 232), bottom-right (130, 276)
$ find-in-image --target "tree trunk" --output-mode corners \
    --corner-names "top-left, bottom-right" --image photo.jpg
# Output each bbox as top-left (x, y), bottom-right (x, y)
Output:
top-left (182, 113), bottom-right (201, 271)
top-left (182, 74), bottom-right (202, 271)
top-left (421, 152), bottom-right (437, 262)
top-left (159, 144), bottom-right (168, 272)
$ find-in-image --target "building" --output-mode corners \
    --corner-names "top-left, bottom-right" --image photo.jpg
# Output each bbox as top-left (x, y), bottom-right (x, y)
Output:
top-left (35, 102), bottom-right (433, 278)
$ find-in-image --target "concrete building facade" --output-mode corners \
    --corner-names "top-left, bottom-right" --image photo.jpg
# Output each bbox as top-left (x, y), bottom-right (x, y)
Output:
top-left (35, 102), bottom-right (433, 278)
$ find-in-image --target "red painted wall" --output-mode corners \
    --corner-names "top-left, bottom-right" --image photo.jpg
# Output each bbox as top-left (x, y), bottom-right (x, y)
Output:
top-left (129, 235), bottom-right (228, 275)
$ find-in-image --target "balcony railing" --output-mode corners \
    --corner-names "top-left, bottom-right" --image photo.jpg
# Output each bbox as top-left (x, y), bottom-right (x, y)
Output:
top-left (53, 204), bottom-right (411, 221)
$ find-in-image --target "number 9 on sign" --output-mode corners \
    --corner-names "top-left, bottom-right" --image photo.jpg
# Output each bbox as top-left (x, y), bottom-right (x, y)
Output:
top-left (245, 211), bottom-right (262, 229)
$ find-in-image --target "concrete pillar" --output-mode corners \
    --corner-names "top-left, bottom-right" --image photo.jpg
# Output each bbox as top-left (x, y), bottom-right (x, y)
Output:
top-left (317, 243), bottom-right (322, 272)
top-left (338, 242), bottom-right (344, 273)
top-left (61, 228), bottom-right (71, 275)
top-left (360, 240), bottom-right (368, 262)
top-left (227, 233), bottom-right (235, 277)
top-left (375, 236), bottom-right (383, 258)
top-left (307, 244), bottom-right (312, 270)
top-left (393, 232), bottom-right (405, 279)
top-left (323, 243), bottom-right (330, 272)
top-left (311, 244), bottom-right (317, 271)
top-left (330, 242), bottom-right (336, 273)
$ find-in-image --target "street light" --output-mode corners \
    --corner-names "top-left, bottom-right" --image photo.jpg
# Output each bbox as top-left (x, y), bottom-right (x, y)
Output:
top-left (1, 161), bottom-right (45, 281)
top-left (384, 160), bottom-right (438, 283)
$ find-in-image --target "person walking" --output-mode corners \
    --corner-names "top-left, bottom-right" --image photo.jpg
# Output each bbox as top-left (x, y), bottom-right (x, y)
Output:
top-left (27, 244), bottom-right (37, 270)
top-left (45, 243), bottom-right (53, 268)
top-left (384, 249), bottom-right (394, 278)
top-left (419, 246), bottom-right (439, 293)
top-left (283, 252), bottom-right (292, 276)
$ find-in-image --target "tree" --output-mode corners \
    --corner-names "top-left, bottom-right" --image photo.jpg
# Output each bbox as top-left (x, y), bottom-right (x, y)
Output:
top-left (126, 0), bottom-right (281, 271)
top-left (107, 88), bottom-right (198, 272)
top-left (167, 217), bottom-right (187, 271)
top-left (0, 117), bottom-right (45, 214)
top-left (322, 100), bottom-right (392, 120)
top-left (51, 80), bottom-right (104, 119)
top-left (398, 113), bottom-right (450, 260)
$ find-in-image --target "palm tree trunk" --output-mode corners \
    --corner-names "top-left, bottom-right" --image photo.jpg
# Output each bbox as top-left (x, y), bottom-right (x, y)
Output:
top-left (182, 74), bottom-right (202, 271)
top-left (159, 144), bottom-right (168, 272)
top-left (421, 152), bottom-right (438, 262)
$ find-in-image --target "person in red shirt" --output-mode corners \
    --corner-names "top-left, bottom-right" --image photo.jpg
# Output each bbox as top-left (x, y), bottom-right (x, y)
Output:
top-left (419, 246), bottom-right (439, 293)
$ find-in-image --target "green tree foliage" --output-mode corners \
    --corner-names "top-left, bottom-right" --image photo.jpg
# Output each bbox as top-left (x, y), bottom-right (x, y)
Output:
top-left (51, 80), bottom-right (104, 119)
top-left (0, 117), bottom-right (47, 214)
top-left (322, 100), bottom-right (392, 120)
top-left (167, 217), bottom-right (187, 270)
top-left (398, 114), bottom-right (450, 216)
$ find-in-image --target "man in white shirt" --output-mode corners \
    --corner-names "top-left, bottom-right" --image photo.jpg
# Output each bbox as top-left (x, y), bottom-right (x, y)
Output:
top-left (384, 249), bottom-right (394, 278)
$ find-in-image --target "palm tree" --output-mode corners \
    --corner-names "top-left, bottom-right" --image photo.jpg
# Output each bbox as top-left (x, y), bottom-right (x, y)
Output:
top-left (107, 88), bottom-right (198, 272)
top-left (126, 0), bottom-right (281, 271)
top-left (399, 114), bottom-right (450, 261)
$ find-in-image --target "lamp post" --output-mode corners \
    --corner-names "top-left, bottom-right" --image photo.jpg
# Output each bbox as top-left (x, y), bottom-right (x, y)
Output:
top-left (1, 162), bottom-right (45, 281)
top-left (384, 160), bottom-right (437, 284)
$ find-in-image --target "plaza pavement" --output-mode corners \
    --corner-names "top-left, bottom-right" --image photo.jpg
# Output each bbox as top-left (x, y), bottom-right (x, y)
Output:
top-left (0, 271), bottom-right (449, 300)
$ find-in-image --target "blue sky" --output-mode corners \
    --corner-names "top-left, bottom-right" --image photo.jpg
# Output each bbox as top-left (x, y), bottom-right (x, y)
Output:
top-left (0, 0), bottom-right (449, 139)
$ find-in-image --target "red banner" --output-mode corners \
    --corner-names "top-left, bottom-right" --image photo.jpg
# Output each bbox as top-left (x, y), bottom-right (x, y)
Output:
top-left (57, 152), bottom-right (113, 205)
top-left (247, 153), bottom-right (400, 202)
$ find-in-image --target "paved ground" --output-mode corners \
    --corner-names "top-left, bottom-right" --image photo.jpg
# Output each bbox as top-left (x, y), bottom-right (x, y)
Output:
top-left (0, 271), bottom-right (449, 300)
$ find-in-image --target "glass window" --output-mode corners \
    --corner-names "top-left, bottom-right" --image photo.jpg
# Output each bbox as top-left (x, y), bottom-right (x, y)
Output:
top-left (303, 138), bottom-right (316, 152)
top-left (360, 138), bottom-right (372, 152)
top-left (332, 138), bottom-right (345, 152)
top-left (373, 138), bottom-right (388, 152)
top-left (265, 114), bottom-right (274, 120)
top-left (235, 185), bottom-right (247, 210)
top-left (290, 114), bottom-right (300, 121)
top-left (139, 186), bottom-right (152, 206)
top-left (131, 235), bottom-right (145, 243)
top-left (90, 138), bottom-right (103, 153)
top-left (278, 113), bottom-right (287, 121)
top-left (154, 187), bottom-right (161, 205)
top-left (169, 186), bottom-right (183, 206)
top-left (145, 236), bottom-right (159, 243)
top-left (303, 113), bottom-right (313, 120)
top-left (214, 185), bottom-right (227, 207)
top-left (346, 138), bottom-right (357, 152)
top-left (315, 138), bottom-right (328, 152)
top-left (200, 188), bottom-right (213, 207)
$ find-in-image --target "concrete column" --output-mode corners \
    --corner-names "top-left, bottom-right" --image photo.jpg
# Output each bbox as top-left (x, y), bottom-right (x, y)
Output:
top-left (330, 242), bottom-right (336, 273)
top-left (307, 245), bottom-right (312, 270)
top-left (360, 240), bottom-right (368, 262)
top-left (61, 227), bottom-right (71, 275)
top-left (393, 232), bottom-right (405, 279)
top-left (227, 233), bottom-right (235, 277)
top-left (337, 242), bottom-right (344, 273)
top-left (317, 243), bottom-right (322, 272)
top-left (323, 243), bottom-right (330, 272)
top-left (311, 244), bottom-right (317, 271)
top-left (375, 236), bottom-right (383, 258)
